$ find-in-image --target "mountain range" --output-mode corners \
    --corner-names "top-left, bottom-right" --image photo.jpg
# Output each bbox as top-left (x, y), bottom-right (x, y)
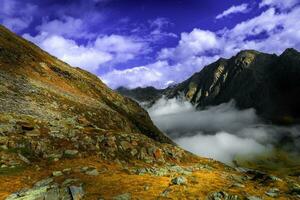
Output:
top-left (117, 48), bottom-right (300, 124)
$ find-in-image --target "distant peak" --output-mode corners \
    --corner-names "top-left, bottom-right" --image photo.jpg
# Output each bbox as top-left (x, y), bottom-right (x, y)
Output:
top-left (281, 48), bottom-right (300, 56)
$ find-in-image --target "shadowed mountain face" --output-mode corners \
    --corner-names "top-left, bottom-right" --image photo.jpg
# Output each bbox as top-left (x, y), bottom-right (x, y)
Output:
top-left (116, 86), bottom-right (164, 103)
top-left (0, 25), bottom-right (171, 144)
top-left (118, 49), bottom-right (300, 123)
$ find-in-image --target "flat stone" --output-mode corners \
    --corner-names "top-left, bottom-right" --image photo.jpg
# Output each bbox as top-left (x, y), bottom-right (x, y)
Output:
top-left (85, 168), bottom-right (99, 176)
top-left (112, 193), bottom-right (131, 200)
top-left (246, 196), bottom-right (262, 200)
top-left (64, 150), bottom-right (78, 157)
top-left (34, 178), bottom-right (54, 187)
top-left (52, 171), bottom-right (63, 177)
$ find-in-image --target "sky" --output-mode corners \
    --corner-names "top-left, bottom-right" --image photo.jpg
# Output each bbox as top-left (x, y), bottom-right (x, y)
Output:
top-left (1, 0), bottom-right (300, 89)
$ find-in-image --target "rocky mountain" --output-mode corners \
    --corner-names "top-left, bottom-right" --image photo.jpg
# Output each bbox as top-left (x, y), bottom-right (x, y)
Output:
top-left (118, 49), bottom-right (300, 124)
top-left (116, 86), bottom-right (164, 103)
top-left (1, 25), bottom-right (300, 199)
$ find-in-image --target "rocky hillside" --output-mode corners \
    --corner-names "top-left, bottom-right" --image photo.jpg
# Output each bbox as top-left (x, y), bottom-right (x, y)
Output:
top-left (119, 49), bottom-right (300, 123)
top-left (1, 25), bottom-right (300, 200)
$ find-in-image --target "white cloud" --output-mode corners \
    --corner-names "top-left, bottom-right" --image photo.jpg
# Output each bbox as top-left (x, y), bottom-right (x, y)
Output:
top-left (36, 16), bottom-right (95, 39)
top-left (216, 3), bottom-right (249, 19)
top-left (259, 0), bottom-right (299, 9)
top-left (101, 4), bottom-right (300, 89)
top-left (101, 56), bottom-right (217, 89)
top-left (158, 29), bottom-right (220, 61)
top-left (23, 32), bottom-right (147, 73)
top-left (0, 0), bottom-right (37, 32)
top-left (149, 18), bottom-right (177, 39)
top-left (147, 97), bottom-right (300, 165)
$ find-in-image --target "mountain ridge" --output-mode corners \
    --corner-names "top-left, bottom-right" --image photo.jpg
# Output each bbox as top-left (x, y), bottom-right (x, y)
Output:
top-left (117, 48), bottom-right (300, 123)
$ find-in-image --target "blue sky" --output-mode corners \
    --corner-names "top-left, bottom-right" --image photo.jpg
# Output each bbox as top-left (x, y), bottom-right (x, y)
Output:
top-left (1, 0), bottom-right (300, 88)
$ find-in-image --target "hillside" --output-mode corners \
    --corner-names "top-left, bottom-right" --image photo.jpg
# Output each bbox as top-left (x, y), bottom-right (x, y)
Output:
top-left (0, 25), bottom-right (300, 199)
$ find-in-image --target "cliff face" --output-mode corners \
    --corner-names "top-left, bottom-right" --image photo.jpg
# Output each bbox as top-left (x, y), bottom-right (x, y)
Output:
top-left (0, 25), bottom-right (171, 144)
top-left (120, 49), bottom-right (300, 123)
top-left (166, 48), bottom-right (300, 122)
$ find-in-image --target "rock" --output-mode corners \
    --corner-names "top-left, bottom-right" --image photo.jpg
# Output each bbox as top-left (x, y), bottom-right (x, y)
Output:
top-left (63, 168), bottom-right (72, 173)
top-left (144, 185), bottom-right (150, 191)
top-left (34, 178), bottom-right (54, 187)
top-left (62, 179), bottom-right (78, 186)
top-left (130, 149), bottom-right (138, 157)
top-left (81, 166), bottom-right (89, 172)
top-left (18, 153), bottom-right (31, 164)
top-left (5, 185), bottom-right (50, 200)
top-left (206, 191), bottom-right (241, 200)
top-left (44, 187), bottom-right (60, 200)
top-left (112, 193), bottom-right (131, 200)
top-left (265, 188), bottom-right (279, 197)
top-left (64, 150), bottom-right (78, 157)
top-left (69, 185), bottom-right (84, 200)
top-left (17, 121), bottom-right (34, 131)
top-left (85, 168), bottom-right (99, 176)
top-left (246, 196), bottom-right (262, 200)
top-left (289, 182), bottom-right (300, 195)
top-left (171, 176), bottom-right (187, 185)
top-left (160, 188), bottom-right (171, 197)
top-left (52, 171), bottom-right (63, 177)
top-left (120, 141), bottom-right (132, 151)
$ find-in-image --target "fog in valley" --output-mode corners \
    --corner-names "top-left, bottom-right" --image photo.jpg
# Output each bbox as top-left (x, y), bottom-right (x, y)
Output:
top-left (148, 97), bottom-right (300, 165)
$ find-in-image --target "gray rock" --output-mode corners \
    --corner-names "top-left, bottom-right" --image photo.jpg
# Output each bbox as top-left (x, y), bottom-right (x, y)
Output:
top-left (18, 153), bottom-right (30, 164)
top-left (289, 182), bottom-right (300, 195)
top-left (64, 150), bottom-right (78, 157)
top-left (265, 188), bottom-right (279, 197)
top-left (160, 188), bottom-right (171, 197)
top-left (246, 196), bottom-right (262, 200)
top-left (62, 179), bottom-right (78, 186)
top-left (206, 191), bottom-right (241, 200)
top-left (5, 185), bottom-right (50, 200)
top-left (112, 193), bottom-right (131, 200)
top-left (34, 178), bottom-right (54, 187)
top-left (85, 168), bottom-right (99, 176)
top-left (69, 185), bottom-right (84, 200)
top-left (171, 176), bottom-right (187, 185)
top-left (44, 187), bottom-right (60, 200)
top-left (231, 183), bottom-right (245, 188)
top-left (52, 171), bottom-right (63, 177)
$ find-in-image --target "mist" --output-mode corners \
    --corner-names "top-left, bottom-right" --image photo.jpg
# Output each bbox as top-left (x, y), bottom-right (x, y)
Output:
top-left (147, 97), bottom-right (300, 165)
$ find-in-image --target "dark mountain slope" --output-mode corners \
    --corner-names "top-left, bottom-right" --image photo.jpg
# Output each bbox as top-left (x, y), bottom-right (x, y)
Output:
top-left (116, 86), bottom-right (164, 103)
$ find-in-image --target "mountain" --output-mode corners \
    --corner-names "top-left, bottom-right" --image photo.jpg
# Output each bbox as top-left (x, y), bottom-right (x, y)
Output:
top-left (1, 25), bottom-right (299, 199)
top-left (118, 49), bottom-right (300, 124)
top-left (116, 86), bottom-right (164, 107)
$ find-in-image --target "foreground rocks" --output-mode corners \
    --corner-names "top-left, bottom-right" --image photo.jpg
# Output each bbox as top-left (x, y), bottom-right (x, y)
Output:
top-left (5, 178), bottom-right (84, 200)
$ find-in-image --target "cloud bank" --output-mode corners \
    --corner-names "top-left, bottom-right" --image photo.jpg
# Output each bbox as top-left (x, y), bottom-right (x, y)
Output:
top-left (148, 97), bottom-right (300, 165)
